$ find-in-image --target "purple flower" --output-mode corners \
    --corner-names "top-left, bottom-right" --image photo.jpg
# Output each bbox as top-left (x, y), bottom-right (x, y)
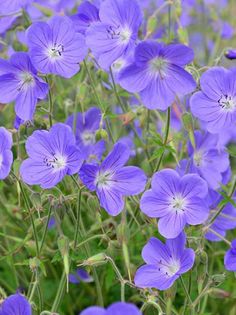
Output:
top-left (134, 233), bottom-right (195, 290)
top-left (225, 49), bottom-right (236, 60)
top-left (20, 123), bottom-right (84, 189)
top-left (66, 107), bottom-right (105, 163)
top-left (0, 127), bottom-right (13, 180)
top-left (0, 52), bottom-right (48, 121)
top-left (80, 302), bottom-right (141, 315)
top-left (224, 240), bottom-right (236, 271)
top-left (140, 169), bottom-right (209, 239)
top-left (86, 0), bottom-right (142, 69)
top-left (0, 0), bottom-right (32, 14)
top-left (0, 294), bottom-right (31, 315)
top-left (182, 131), bottom-right (229, 189)
top-left (205, 190), bottom-right (236, 242)
top-left (190, 67), bottom-right (236, 133)
top-left (69, 268), bottom-right (93, 284)
top-left (119, 41), bottom-right (196, 110)
top-left (27, 16), bottom-right (88, 78)
top-left (79, 143), bottom-right (147, 216)
top-left (71, 1), bottom-right (100, 34)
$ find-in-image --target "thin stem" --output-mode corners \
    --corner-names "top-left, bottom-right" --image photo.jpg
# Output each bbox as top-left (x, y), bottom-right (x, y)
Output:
top-left (206, 177), bottom-right (236, 227)
top-left (110, 67), bottom-right (127, 112)
top-left (72, 176), bottom-right (83, 249)
top-left (180, 276), bottom-right (193, 306)
top-left (39, 205), bottom-right (52, 253)
top-left (83, 60), bottom-right (114, 143)
top-left (18, 181), bottom-right (40, 257)
top-left (154, 107), bottom-right (171, 172)
top-left (45, 76), bottom-right (53, 127)
top-left (208, 228), bottom-right (231, 246)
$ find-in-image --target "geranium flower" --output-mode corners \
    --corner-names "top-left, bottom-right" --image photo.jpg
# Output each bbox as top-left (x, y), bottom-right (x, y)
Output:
top-left (119, 40), bottom-right (196, 110)
top-left (134, 233), bottom-right (195, 290)
top-left (0, 294), bottom-right (31, 315)
top-left (0, 52), bottom-right (48, 121)
top-left (190, 67), bottom-right (236, 133)
top-left (71, 1), bottom-right (100, 34)
top-left (81, 302), bottom-right (141, 315)
top-left (224, 240), bottom-right (236, 271)
top-left (20, 123), bottom-right (84, 189)
top-left (140, 169), bottom-right (209, 239)
top-left (66, 107), bottom-right (105, 163)
top-left (79, 143), bottom-right (147, 216)
top-left (86, 0), bottom-right (142, 69)
top-left (27, 16), bottom-right (88, 78)
top-left (177, 131), bottom-right (230, 189)
top-left (0, 127), bottom-right (13, 180)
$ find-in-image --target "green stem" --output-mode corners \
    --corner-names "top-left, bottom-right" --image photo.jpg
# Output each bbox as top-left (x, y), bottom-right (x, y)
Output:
top-left (46, 76), bottom-right (53, 127)
top-left (72, 176), bottom-right (83, 249)
top-left (83, 60), bottom-right (114, 143)
top-left (154, 107), bottom-right (171, 172)
top-left (39, 204), bottom-right (52, 253)
top-left (206, 177), bottom-right (236, 227)
top-left (180, 276), bottom-right (193, 306)
top-left (110, 67), bottom-right (127, 112)
top-left (18, 181), bottom-right (40, 257)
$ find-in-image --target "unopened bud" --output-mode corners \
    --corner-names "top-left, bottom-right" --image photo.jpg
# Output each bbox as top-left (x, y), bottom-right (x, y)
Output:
top-left (95, 129), bottom-right (108, 142)
top-left (29, 257), bottom-right (40, 272)
top-left (209, 288), bottom-right (231, 299)
top-left (83, 253), bottom-right (107, 266)
top-left (211, 274), bottom-right (226, 286)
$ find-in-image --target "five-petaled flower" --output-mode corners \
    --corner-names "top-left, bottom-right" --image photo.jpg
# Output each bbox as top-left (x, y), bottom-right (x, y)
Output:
top-left (134, 232), bottom-right (195, 290)
top-left (190, 67), bottom-right (236, 134)
top-left (0, 127), bottom-right (13, 180)
top-left (119, 40), bottom-right (196, 110)
top-left (27, 16), bottom-right (88, 78)
top-left (20, 123), bottom-right (84, 189)
top-left (178, 131), bottom-right (230, 189)
top-left (140, 169), bottom-right (209, 239)
top-left (0, 52), bottom-right (48, 121)
top-left (86, 0), bottom-right (142, 69)
top-left (79, 142), bottom-right (147, 216)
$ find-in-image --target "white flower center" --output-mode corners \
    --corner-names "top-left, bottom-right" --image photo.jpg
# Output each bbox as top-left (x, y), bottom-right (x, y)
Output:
top-left (193, 150), bottom-right (203, 167)
top-left (44, 153), bottom-right (67, 171)
top-left (149, 57), bottom-right (169, 79)
top-left (0, 154), bottom-right (2, 169)
top-left (18, 72), bottom-right (35, 91)
top-left (119, 27), bottom-right (132, 43)
top-left (170, 195), bottom-right (186, 213)
top-left (158, 258), bottom-right (180, 277)
top-left (95, 171), bottom-right (112, 188)
top-left (81, 130), bottom-right (96, 146)
top-left (167, 260), bottom-right (180, 276)
top-left (48, 43), bottom-right (64, 59)
top-left (107, 25), bottom-right (132, 44)
top-left (218, 94), bottom-right (236, 112)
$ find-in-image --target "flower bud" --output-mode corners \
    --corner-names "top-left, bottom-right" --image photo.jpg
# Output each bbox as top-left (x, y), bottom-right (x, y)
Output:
top-left (225, 49), bottom-right (236, 60)
top-left (211, 274), bottom-right (226, 286)
top-left (29, 257), bottom-right (40, 272)
top-left (83, 253), bottom-right (107, 266)
top-left (95, 129), bottom-right (108, 142)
